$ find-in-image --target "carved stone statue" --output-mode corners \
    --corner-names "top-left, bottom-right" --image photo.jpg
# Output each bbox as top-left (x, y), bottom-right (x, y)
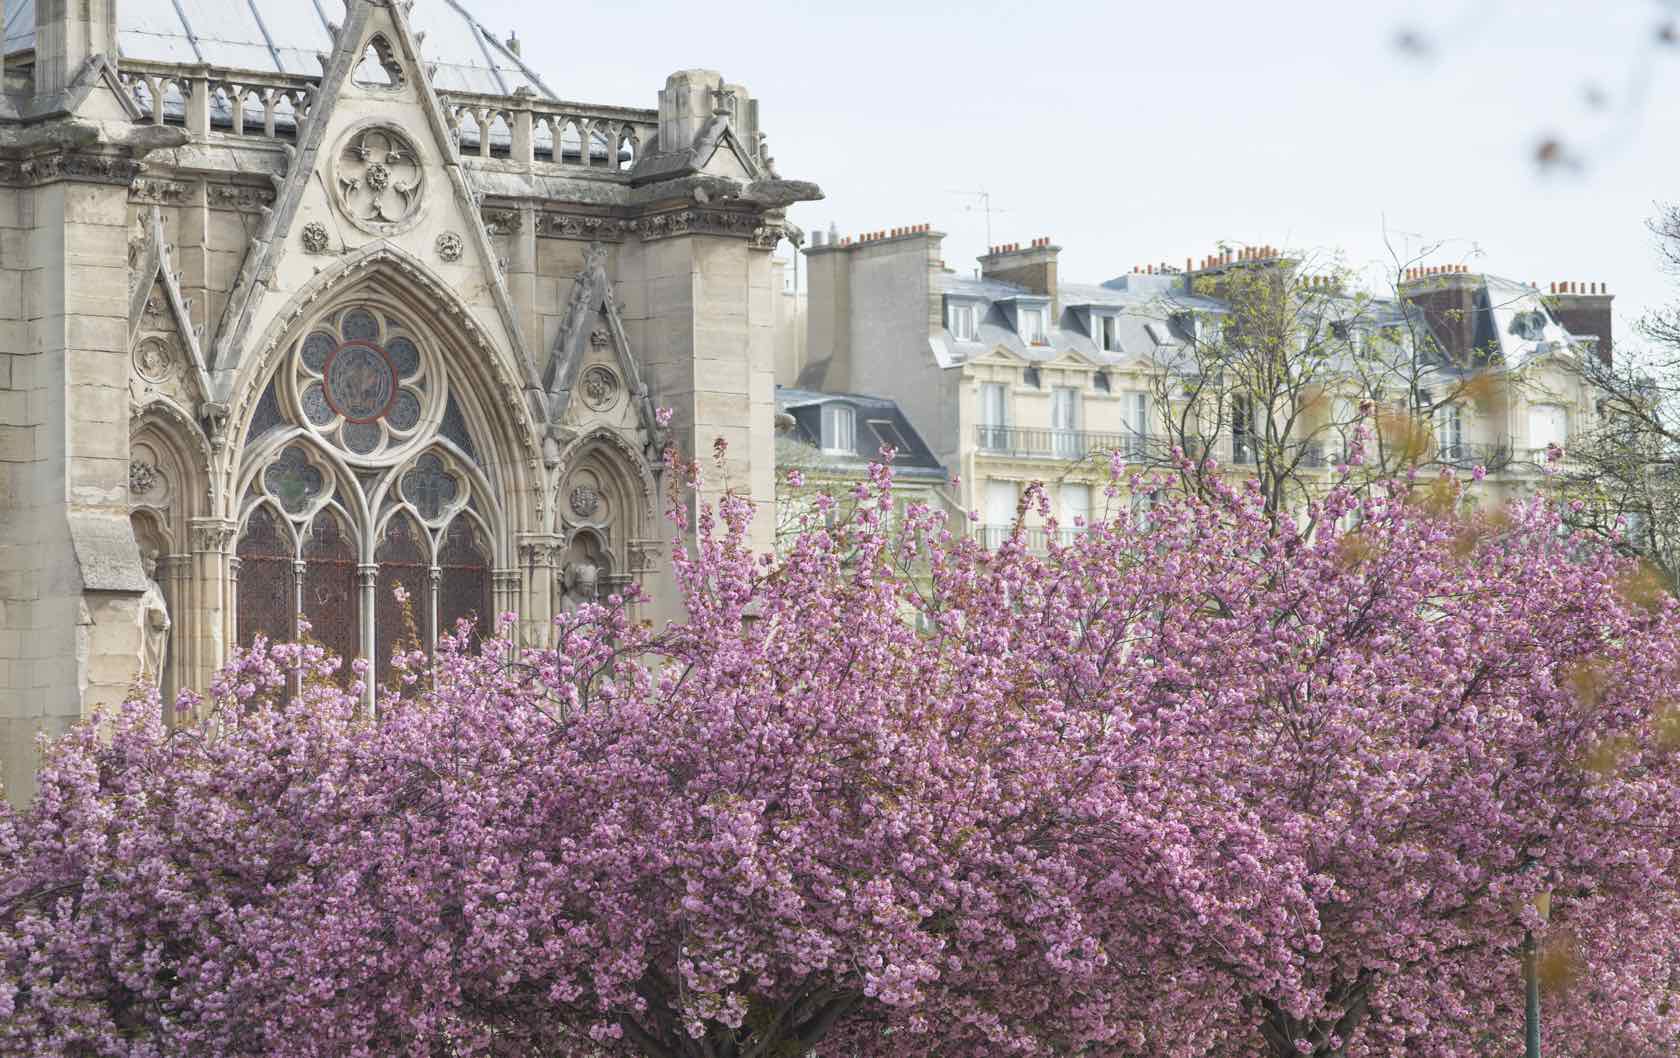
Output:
top-left (138, 550), bottom-right (171, 685)
top-left (561, 559), bottom-right (599, 612)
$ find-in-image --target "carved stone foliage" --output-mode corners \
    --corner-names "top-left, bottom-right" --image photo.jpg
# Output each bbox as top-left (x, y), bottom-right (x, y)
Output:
top-left (129, 460), bottom-right (160, 497)
top-left (333, 125), bottom-right (425, 235)
top-left (580, 365), bottom-right (618, 413)
top-left (130, 178), bottom-right (193, 205)
top-left (632, 208), bottom-right (783, 245)
top-left (534, 212), bottom-right (630, 242)
top-left (300, 221), bottom-right (332, 254)
top-left (207, 183), bottom-right (277, 213)
top-left (481, 208), bottom-right (521, 235)
top-left (0, 151), bottom-right (141, 188)
top-left (435, 231), bottom-right (464, 262)
top-left (563, 466), bottom-right (609, 526)
top-left (569, 484), bottom-right (600, 519)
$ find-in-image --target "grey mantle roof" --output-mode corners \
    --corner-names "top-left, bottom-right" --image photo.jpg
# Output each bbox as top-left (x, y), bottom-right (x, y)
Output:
top-left (776, 387), bottom-right (948, 479)
top-left (3, 0), bottom-right (557, 98)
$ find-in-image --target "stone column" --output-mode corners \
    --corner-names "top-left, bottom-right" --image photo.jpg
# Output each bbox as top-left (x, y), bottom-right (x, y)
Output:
top-left (493, 569), bottom-right (523, 645)
top-left (357, 563), bottom-right (378, 711)
top-left (427, 566), bottom-right (441, 650)
top-left (187, 517), bottom-right (237, 705)
top-left (517, 534), bottom-right (559, 646)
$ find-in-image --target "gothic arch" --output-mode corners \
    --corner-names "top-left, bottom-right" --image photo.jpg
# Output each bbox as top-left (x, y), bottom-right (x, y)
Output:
top-left (553, 427), bottom-right (659, 603)
top-left (221, 241), bottom-right (545, 534)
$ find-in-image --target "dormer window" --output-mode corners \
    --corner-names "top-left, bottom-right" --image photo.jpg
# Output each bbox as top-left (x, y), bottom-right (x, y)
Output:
top-left (947, 302), bottom-right (978, 341)
top-left (1510, 309), bottom-right (1549, 341)
top-left (821, 404), bottom-right (856, 454)
top-left (1020, 307), bottom-right (1048, 345)
top-left (1097, 314), bottom-right (1120, 352)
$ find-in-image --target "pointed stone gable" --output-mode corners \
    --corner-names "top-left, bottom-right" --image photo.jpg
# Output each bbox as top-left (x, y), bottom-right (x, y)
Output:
top-left (545, 242), bottom-right (658, 441)
top-left (128, 206), bottom-right (213, 412)
top-left (208, 0), bottom-right (540, 410)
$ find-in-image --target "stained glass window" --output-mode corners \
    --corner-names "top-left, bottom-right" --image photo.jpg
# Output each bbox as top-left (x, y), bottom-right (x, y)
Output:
top-left (401, 452), bottom-right (459, 522)
top-left (237, 505), bottom-right (294, 647)
top-left (374, 513), bottom-right (429, 686)
top-left (438, 516), bottom-right (491, 650)
top-left (291, 307), bottom-right (429, 460)
top-left (264, 447), bottom-right (324, 515)
top-left (302, 509), bottom-right (360, 683)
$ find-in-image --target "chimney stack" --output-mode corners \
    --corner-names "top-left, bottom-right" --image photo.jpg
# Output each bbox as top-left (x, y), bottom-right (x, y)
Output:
top-left (1549, 280), bottom-right (1615, 365)
top-left (980, 237), bottom-right (1061, 314)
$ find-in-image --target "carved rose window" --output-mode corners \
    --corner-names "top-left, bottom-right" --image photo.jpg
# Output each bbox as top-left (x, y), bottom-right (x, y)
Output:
top-left (294, 306), bottom-right (430, 460)
top-left (334, 125), bottom-right (424, 234)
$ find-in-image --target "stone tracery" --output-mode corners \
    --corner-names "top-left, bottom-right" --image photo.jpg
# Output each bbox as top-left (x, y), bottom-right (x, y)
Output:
top-left (232, 294), bottom-right (507, 689)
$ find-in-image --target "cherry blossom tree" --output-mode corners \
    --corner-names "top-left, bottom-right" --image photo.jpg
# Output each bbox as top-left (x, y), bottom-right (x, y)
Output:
top-left (3, 452), bottom-right (1679, 1058)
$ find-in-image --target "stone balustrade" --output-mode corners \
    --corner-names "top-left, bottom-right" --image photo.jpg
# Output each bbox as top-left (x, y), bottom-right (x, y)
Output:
top-left (113, 62), bottom-right (662, 173)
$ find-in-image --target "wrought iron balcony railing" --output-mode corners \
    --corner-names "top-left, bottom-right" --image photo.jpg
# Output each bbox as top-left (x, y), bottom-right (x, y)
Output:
top-left (1435, 442), bottom-right (1511, 469)
top-left (975, 426), bottom-right (1153, 460)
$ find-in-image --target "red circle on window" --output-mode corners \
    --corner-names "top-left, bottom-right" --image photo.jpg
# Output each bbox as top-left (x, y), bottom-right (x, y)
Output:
top-left (322, 340), bottom-right (399, 424)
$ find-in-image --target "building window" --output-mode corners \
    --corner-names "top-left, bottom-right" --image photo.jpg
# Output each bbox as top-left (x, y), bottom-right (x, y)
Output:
top-left (1020, 307), bottom-right (1048, 345)
top-left (235, 303), bottom-right (504, 686)
top-left (1099, 315), bottom-right (1120, 352)
top-left (1122, 391), bottom-right (1149, 457)
top-left (1434, 403), bottom-right (1463, 461)
top-left (1052, 387), bottom-right (1081, 458)
top-left (1232, 394), bottom-right (1256, 464)
top-left (1332, 396), bottom-right (1357, 459)
top-left (1094, 371), bottom-right (1111, 393)
top-left (821, 403), bottom-right (856, 454)
top-left (1059, 483), bottom-right (1092, 537)
top-left (1024, 366), bottom-right (1042, 388)
top-left (1528, 404), bottom-right (1569, 452)
top-left (979, 382), bottom-right (1008, 450)
top-left (984, 479), bottom-right (1018, 547)
top-left (948, 302), bottom-right (977, 341)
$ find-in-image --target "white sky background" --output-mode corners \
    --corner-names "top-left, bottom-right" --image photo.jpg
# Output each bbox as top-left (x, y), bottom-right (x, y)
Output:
top-left (470, 0), bottom-right (1680, 351)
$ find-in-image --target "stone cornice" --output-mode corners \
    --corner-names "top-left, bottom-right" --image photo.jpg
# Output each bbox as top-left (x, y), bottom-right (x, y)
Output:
top-left (0, 148), bottom-right (141, 187)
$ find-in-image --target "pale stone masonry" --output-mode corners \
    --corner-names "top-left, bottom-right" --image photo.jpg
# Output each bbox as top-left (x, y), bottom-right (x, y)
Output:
top-left (0, 0), bottom-right (820, 801)
top-left (796, 227), bottom-right (1613, 548)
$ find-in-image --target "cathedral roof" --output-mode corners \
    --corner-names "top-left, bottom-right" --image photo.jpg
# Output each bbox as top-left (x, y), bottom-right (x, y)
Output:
top-left (2, 0), bottom-right (556, 99)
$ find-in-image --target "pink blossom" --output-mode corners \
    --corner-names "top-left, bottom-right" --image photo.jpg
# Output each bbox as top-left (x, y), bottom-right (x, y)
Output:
top-left (4, 466), bottom-right (1679, 1058)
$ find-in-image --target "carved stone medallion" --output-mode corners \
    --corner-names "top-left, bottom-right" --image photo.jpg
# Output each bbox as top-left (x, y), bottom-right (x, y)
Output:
top-left (569, 484), bottom-right (601, 519)
top-left (435, 231), bottom-right (463, 262)
top-left (333, 124), bottom-right (425, 235)
top-left (129, 460), bottom-right (159, 496)
top-left (300, 221), bottom-right (331, 254)
top-left (133, 337), bottom-right (173, 385)
top-left (581, 365), bottom-right (618, 412)
top-left (323, 342), bottom-right (398, 423)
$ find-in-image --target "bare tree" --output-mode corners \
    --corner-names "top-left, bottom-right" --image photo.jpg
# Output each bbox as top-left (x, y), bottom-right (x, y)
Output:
top-left (1555, 206), bottom-right (1680, 586)
top-left (1136, 248), bottom-right (1516, 531)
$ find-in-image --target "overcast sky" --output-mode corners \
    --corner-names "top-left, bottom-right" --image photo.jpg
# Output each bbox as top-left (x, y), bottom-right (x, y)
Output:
top-left (471, 0), bottom-right (1680, 349)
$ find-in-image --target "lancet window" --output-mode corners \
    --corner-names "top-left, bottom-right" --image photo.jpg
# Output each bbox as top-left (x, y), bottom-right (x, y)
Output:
top-left (234, 299), bottom-right (501, 683)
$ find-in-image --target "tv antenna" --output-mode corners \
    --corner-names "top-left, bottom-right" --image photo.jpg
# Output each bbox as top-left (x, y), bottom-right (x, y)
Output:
top-left (948, 188), bottom-right (1010, 247)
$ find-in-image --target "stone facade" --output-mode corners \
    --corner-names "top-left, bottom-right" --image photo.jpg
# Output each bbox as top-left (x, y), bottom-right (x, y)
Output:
top-left (797, 228), bottom-right (1612, 549)
top-left (0, 0), bottom-right (820, 802)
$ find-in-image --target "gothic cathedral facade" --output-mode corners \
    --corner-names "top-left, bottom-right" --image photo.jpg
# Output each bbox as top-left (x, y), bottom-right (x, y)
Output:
top-left (0, 0), bottom-right (818, 800)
